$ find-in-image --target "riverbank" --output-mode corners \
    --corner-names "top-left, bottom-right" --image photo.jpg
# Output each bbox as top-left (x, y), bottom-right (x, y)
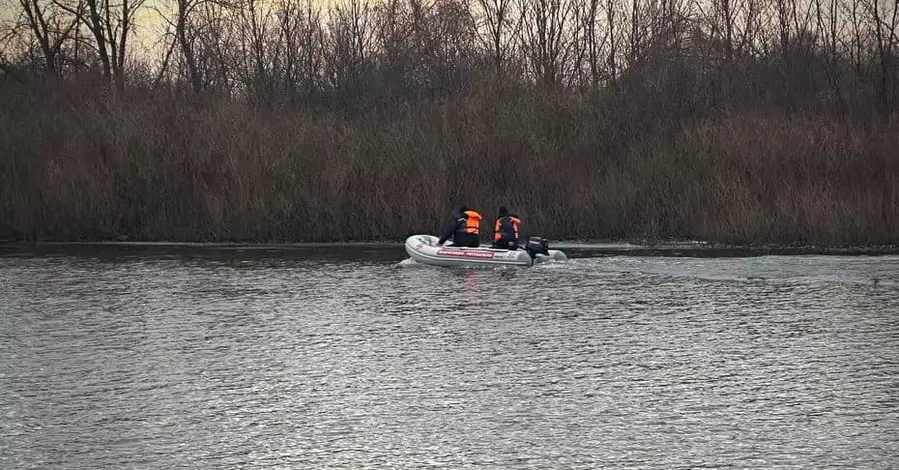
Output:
top-left (4, 240), bottom-right (899, 259)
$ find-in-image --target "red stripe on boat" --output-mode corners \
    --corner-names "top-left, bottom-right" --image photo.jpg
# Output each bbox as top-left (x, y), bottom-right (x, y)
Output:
top-left (436, 250), bottom-right (495, 259)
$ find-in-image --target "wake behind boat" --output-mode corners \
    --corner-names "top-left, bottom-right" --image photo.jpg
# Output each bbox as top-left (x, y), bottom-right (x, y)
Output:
top-left (404, 235), bottom-right (567, 268)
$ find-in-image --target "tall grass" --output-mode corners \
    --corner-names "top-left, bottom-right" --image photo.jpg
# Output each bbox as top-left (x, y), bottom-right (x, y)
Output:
top-left (1, 76), bottom-right (896, 244)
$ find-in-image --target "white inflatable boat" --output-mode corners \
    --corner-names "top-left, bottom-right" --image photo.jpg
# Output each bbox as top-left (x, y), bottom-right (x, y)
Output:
top-left (404, 235), bottom-right (568, 268)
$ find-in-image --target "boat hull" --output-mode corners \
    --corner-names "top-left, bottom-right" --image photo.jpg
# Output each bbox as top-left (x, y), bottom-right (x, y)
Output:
top-left (404, 235), bottom-right (567, 268)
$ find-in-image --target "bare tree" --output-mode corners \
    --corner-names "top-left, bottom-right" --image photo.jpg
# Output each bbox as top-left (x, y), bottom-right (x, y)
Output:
top-left (863, 0), bottom-right (898, 111)
top-left (568, 0), bottom-right (603, 88)
top-left (605, 0), bottom-right (618, 83)
top-left (585, 0), bottom-right (607, 87)
top-left (775, 0), bottom-right (793, 52)
top-left (326, 0), bottom-right (372, 93)
top-left (154, 0), bottom-right (245, 94)
top-left (0, 25), bottom-right (28, 82)
top-left (813, 0), bottom-right (845, 105)
top-left (475, 0), bottom-right (519, 75)
top-left (174, 0), bottom-right (202, 92)
top-left (428, 0), bottom-right (478, 88)
top-left (235, 0), bottom-right (274, 98)
top-left (275, 0), bottom-right (324, 99)
top-left (372, 0), bottom-right (408, 82)
top-left (520, 0), bottom-right (574, 86)
top-left (17, 0), bottom-right (82, 74)
top-left (53, 0), bottom-right (146, 84)
top-left (737, 0), bottom-right (763, 55)
top-left (719, 0), bottom-right (738, 60)
top-left (162, 0), bottom-right (231, 93)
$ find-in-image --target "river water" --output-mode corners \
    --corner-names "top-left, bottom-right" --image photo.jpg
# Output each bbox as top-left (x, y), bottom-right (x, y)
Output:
top-left (1, 244), bottom-right (897, 469)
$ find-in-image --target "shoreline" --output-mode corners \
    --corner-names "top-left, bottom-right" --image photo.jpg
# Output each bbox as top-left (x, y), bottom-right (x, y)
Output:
top-left (3, 239), bottom-right (898, 257)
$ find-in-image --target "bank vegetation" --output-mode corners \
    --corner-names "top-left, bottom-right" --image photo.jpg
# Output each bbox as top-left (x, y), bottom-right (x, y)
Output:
top-left (1, 0), bottom-right (897, 243)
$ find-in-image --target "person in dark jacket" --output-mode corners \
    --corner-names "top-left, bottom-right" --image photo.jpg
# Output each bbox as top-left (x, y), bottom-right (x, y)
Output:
top-left (492, 206), bottom-right (521, 250)
top-left (437, 206), bottom-right (483, 247)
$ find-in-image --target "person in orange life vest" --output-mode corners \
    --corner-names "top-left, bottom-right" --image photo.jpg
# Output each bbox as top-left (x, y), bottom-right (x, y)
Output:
top-left (437, 205), bottom-right (482, 247)
top-left (492, 206), bottom-right (521, 250)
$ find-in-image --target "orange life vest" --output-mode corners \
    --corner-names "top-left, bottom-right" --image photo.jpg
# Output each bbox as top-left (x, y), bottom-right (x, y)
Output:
top-left (461, 210), bottom-right (482, 234)
top-left (494, 215), bottom-right (520, 242)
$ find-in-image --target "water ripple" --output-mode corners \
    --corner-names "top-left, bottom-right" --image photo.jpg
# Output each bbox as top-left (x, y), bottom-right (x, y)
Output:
top-left (1, 251), bottom-right (898, 469)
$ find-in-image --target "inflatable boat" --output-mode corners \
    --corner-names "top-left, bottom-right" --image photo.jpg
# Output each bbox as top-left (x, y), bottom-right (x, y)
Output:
top-left (404, 235), bottom-right (568, 268)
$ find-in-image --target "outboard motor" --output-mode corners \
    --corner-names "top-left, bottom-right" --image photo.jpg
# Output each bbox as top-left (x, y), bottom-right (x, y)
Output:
top-left (524, 237), bottom-right (550, 259)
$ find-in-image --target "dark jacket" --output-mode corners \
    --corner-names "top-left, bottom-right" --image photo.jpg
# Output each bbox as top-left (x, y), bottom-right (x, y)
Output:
top-left (493, 213), bottom-right (521, 248)
top-left (438, 211), bottom-right (481, 247)
top-left (495, 214), bottom-right (519, 240)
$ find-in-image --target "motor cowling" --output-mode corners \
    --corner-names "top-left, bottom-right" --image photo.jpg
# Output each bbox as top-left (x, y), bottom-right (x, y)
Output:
top-left (524, 237), bottom-right (550, 258)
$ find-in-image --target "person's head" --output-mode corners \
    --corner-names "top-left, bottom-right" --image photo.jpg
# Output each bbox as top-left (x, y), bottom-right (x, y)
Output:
top-left (498, 206), bottom-right (509, 217)
top-left (458, 205), bottom-right (469, 214)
